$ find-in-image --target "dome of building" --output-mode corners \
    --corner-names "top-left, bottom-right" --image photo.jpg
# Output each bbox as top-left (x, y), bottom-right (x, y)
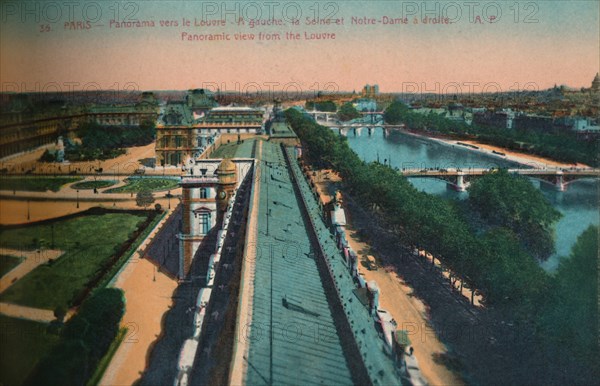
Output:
top-left (217, 158), bottom-right (237, 185)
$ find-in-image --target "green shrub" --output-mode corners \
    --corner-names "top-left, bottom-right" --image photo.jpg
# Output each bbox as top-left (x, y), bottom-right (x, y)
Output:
top-left (25, 288), bottom-right (125, 386)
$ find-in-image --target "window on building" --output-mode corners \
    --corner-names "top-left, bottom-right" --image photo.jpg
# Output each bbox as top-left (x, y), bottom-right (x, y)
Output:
top-left (199, 212), bottom-right (211, 234)
top-left (200, 188), bottom-right (208, 199)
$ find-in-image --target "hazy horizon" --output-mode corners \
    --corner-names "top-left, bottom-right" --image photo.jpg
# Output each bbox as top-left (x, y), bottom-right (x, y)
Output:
top-left (1, 1), bottom-right (598, 93)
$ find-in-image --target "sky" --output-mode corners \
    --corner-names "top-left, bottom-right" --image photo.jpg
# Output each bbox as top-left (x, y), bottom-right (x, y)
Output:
top-left (1, 0), bottom-right (599, 93)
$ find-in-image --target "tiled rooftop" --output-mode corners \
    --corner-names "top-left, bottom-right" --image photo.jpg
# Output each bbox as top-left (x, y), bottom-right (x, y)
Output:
top-left (158, 103), bottom-right (264, 127)
top-left (159, 102), bottom-right (194, 126)
top-left (245, 141), bottom-right (354, 385)
top-left (233, 139), bottom-right (257, 158)
top-left (269, 121), bottom-right (297, 138)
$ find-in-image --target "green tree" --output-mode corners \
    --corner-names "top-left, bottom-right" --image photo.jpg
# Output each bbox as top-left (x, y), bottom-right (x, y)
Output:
top-left (80, 121), bottom-right (116, 150)
top-left (136, 190), bottom-right (155, 209)
top-left (53, 305), bottom-right (67, 323)
top-left (383, 101), bottom-right (409, 124)
top-left (538, 226), bottom-right (598, 366)
top-left (468, 169), bottom-right (562, 259)
top-left (27, 288), bottom-right (125, 386)
top-left (313, 100), bottom-right (337, 112)
top-left (140, 119), bottom-right (156, 139)
top-left (477, 228), bottom-right (548, 305)
top-left (337, 102), bottom-right (361, 122)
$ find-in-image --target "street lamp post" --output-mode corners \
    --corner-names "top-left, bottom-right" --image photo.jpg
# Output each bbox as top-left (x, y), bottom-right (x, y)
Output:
top-left (76, 189), bottom-right (79, 208)
top-left (168, 190), bottom-right (171, 209)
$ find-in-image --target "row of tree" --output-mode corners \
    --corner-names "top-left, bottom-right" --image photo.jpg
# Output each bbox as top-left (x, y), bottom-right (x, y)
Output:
top-left (476, 127), bottom-right (598, 167)
top-left (26, 288), bottom-right (125, 386)
top-left (286, 108), bottom-right (598, 375)
top-left (384, 101), bottom-right (470, 135)
top-left (42, 120), bottom-right (156, 162)
top-left (80, 120), bottom-right (155, 150)
top-left (305, 100), bottom-right (337, 112)
top-left (383, 101), bottom-right (599, 166)
top-left (304, 100), bottom-right (363, 122)
top-left (286, 108), bottom-right (549, 305)
top-left (286, 107), bottom-right (598, 372)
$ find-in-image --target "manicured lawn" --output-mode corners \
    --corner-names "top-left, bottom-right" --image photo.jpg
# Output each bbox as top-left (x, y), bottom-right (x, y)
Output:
top-left (0, 176), bottom-right (83, 192)
top-left (104, 177), bottom-right (178, 193)
top-left (0, 315), bottom-right (60, 386)
top-left (0, 254), bottom-right (23, 277)
top-left (70, 180), bottom-right (117, 190)
top-left (0, 212), bottom-right (148, 309)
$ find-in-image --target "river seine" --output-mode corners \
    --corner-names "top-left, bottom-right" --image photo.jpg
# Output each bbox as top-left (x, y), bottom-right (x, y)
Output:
top-left (341, 127), bottom-right (599, 272)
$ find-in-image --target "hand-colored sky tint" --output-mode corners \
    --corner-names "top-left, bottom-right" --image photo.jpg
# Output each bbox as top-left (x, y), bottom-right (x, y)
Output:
top-left (1, 0), bottom-right (598, 93)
